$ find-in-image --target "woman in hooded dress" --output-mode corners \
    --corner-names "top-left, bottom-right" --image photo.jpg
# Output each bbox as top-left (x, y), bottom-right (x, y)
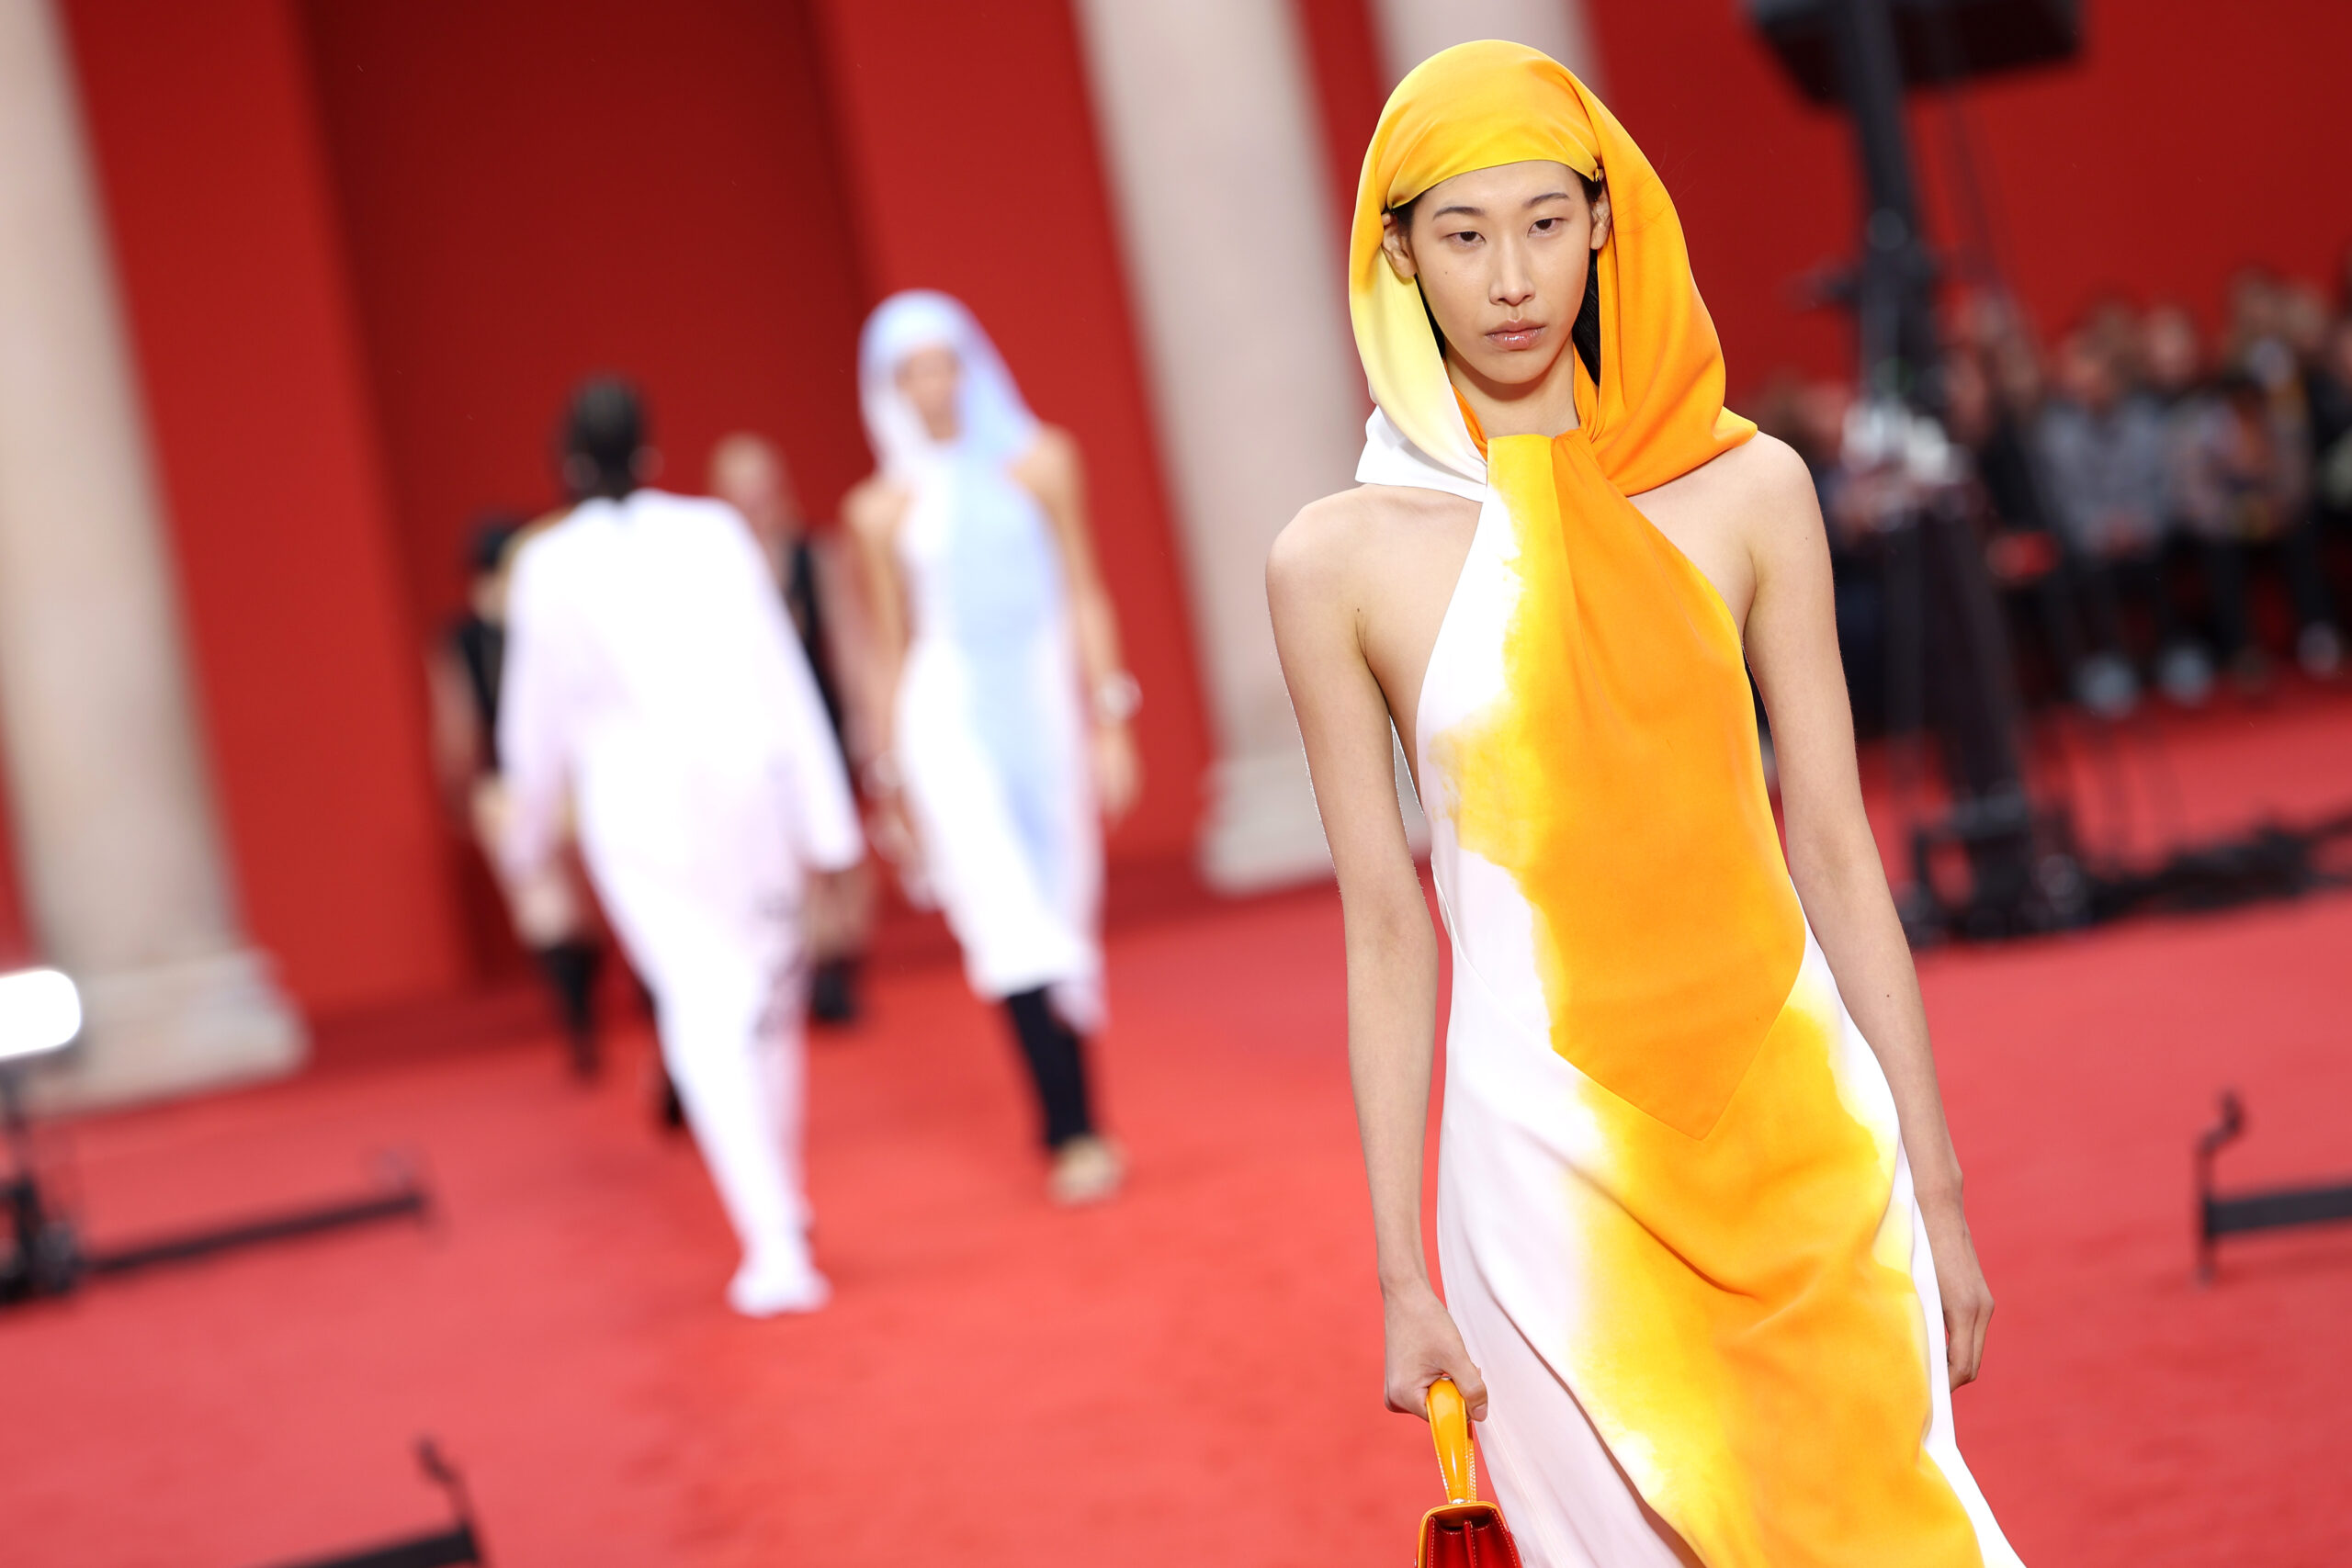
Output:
top-left (845, 291), bottom-right (1139, 1206)
top-left (1269, 43), bottom-right (2025, 1566)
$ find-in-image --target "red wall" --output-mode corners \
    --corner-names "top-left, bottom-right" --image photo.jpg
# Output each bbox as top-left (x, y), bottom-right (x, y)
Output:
top-left (59, 0), bottom-right (2346, 1016)
top-left (1581, 0), bottom-right (2352, 394)
top-left (301, 0), bottom-right (874, 626)
top-left (305, 0), bottom-right (1209, 887)
top-left (301, 0), bottom-right (884, 976)
top-left (1295, 0), bottom-right (1391, 257)
top-left (62, 0), bottom-right (465, 1014)
top-left (809, 0), bottom-right (1213, 868)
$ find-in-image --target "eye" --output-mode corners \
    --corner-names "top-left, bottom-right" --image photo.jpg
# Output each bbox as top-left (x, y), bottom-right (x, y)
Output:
top-left (1531, 217), bottom-right (1560, 235)
top-left (1447, 230), bottom-right (1483, 246)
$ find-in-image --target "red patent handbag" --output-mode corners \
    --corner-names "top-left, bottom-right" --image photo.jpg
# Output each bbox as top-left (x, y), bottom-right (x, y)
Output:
top-left (1417, 1379), bottom-right (1524, 1568)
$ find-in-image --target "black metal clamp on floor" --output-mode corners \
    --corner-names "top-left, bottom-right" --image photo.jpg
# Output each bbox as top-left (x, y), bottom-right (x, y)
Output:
top-left (1, 1069), bottom-right (431, 1308)
top-left (254, 1438), bottom-right (485, 1568)
top-left (2196, 1089), bottom-right (2352, 1282)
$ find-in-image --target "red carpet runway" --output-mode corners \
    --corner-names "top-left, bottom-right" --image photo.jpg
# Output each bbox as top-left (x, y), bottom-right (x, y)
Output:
top-left (6, 694), bottom-right (2351, 1566)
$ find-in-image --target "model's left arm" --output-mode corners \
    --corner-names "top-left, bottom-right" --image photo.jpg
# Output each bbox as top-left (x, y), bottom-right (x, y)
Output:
top-left (1014, 426), bottom-right (1140, 822)
top-left (1737, 439), bottom-right (1996, 1390)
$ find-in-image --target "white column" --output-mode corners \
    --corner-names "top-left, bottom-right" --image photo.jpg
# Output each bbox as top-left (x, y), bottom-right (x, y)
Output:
top-left (0, 0), bottom-right (302, 1108)
top-left (1371, 0), bottom-right (1603, 88)
top-left (1071, 0), bottom-right (1375, 892)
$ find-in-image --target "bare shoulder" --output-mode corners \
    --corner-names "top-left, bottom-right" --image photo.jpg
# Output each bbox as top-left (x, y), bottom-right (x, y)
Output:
top-left (1025, 422), bottom-right (1082, 471)
top-left (1709, 433), bottom-right (1824, 539)
top-left (1270, 483), bottom-right (1471, 603)
top-left (841, 473), bottom-right (910, 541)
top-left (1011, 423), bottom-right (1083, 494)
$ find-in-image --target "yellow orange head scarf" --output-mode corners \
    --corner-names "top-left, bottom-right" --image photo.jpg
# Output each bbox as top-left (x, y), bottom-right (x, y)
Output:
top-left (1368, 42), bottom-right (1802, 1146)
top-left (1349, 40), bottom-right (1752, 494)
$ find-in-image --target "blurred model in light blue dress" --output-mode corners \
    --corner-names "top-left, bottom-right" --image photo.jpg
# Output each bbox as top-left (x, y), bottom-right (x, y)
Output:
top-left (845, 291), bottom-right (1141, 1205)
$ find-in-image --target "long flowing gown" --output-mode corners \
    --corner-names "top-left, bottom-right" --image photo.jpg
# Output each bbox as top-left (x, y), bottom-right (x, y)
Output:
top-left (861, 292), bottom-right (1102, 1030)
top-left (1366, 412), bottom-right (2021, 1567)
top-left (1343, 42), bottom-right (2029, 1566)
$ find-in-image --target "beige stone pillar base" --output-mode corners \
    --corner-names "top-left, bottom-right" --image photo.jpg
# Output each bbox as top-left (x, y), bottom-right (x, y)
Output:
top-left (1202, 735), bottom-right (1430, 895)
top-left (1371, 0), bottom-right (1602, 87)
top-left (1070, 0), bottom-right (1373, 893)
top-left (27, 951), bottom-right (304, 1114)
top-left (1202, 748), bottom-right (1333, 894)
top-left (1, 0), bottom-right (306, 1114)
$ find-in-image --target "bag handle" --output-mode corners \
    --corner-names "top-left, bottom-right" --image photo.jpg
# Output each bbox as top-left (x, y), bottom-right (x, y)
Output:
top-left (1425, 1377), bottom-right (1477, 1504)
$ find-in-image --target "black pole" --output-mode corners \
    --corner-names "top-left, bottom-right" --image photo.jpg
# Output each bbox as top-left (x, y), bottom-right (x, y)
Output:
top-left (1825, 0), bottom-right (1942, 405)
top-left (83, 1181), bottom-right (429, 1276)
top-left (1823, 0), bottom-right (2062, 936)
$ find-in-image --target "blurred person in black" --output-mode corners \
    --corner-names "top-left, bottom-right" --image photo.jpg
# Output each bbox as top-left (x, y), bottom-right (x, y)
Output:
top-left (2214, 271), bottom-right (2342, 677)
top-left (1944, 341), bottom-right (2084, 708)
top-left (2310, 315), bottom-right (2352, 530)
top-left (2282, 282), bottom-right (2352, 528)
top-left (2176, 372), bottom-right (2343, 682)
top-left (426, 515), bottom-right (606, 1076)
top-left (707, 433), bottom-right (875, 1026)
top-left (2139, 304), bottom-right (2227, 701)
top-left (500, 378), bottom-right (864, 1315)
top-left (2035, 330), bottom-right (2176, 715)
top-left (1949, 321), bottom-right (2057, 544)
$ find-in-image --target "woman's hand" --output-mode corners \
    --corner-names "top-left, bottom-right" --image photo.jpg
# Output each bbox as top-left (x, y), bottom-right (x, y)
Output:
top-left (861, 770), bottom-right (920, 874)
top-left (467, 774), bottom-right (510, 845)
top-left (802, 863), bottom-right (873, 962)
top-left (1091, 722), bottom-right (1140, 824)
top-left (1920, 1190), bottom-right (1995, 1389)
top-left (1384, 1280), bottom-right (1487, 1421)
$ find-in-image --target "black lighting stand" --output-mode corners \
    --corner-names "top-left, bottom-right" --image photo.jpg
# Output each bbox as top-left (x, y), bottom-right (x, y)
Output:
top-left (254, 1438), bottom-right (486, 1568)
top-left (1755, 0), bottom-right (2089, 942)
top-left (1, 1066), bottom-right (430, 1308)
top-left (1754, 0), bottom-right (2352, 940)
top-left (2195, 1091), bottom-right (2352, 1282)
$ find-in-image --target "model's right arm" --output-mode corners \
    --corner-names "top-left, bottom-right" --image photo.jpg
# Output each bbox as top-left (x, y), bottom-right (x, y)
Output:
top-left (843, 480), bottom-right (911, 770)
top-left (844, 479), bottom-right (922, 877)
top-left (1267, 496), bottom-right (1487, 1423)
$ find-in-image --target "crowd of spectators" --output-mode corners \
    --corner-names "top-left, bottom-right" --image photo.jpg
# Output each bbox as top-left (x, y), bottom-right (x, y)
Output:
top-left (1763, 256), bottom-right (2352, 730)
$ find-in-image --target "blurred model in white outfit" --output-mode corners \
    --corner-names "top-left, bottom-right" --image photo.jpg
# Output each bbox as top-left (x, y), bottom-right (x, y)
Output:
top-left (501, 378), bottom-right (864, 1314)
top-left (844, 292), bottom-right (1139, 1206)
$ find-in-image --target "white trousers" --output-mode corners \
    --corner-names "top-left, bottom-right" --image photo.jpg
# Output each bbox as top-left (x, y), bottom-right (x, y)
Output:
top-left (591, 842), bottom-right (812, 1275)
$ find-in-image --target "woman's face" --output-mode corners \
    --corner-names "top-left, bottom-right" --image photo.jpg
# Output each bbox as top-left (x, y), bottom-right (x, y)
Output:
top-left (1381, 159), bottom-right (1608, 393)
top-left (2141, 308), bottom-right (2202, 393)
top-left (897, 345), bottom-right (962, 439)
top-left (1940, 351), bottom-right (1992, 445)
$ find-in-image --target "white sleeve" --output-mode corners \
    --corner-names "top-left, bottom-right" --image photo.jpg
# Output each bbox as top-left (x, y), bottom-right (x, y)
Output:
top-left (725, 517), bottom-right (865, 873)
top-left (495, 538), bottom-right (573, 879)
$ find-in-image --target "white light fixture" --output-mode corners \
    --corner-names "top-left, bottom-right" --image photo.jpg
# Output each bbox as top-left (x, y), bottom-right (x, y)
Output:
top-left (0, 968), bottom-right (81, 1064)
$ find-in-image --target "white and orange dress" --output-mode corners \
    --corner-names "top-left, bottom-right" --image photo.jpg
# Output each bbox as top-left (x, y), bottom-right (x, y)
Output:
top-left (1349, 43), bottom-right (2026, 1566)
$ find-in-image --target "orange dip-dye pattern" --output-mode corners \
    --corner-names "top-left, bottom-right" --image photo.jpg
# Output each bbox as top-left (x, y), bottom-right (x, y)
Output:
top-left (1351, 41), bottom-right (2007, 1564)
top-left (1430, 417), bottom-right (1978, 1562)
top-left (1558, 958), bottom-right (1981, 1565)
top-left (1433, 426), bottom-right (1802, 1139)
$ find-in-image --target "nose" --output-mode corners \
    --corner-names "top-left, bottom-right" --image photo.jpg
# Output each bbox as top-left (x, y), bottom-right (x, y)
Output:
top-left (1491, 238), bottom-right (1536, 310)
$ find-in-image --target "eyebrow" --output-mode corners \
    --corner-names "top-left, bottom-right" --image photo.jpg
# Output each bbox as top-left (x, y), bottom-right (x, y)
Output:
top-left (1429, 191), bottom-right (1577, 220)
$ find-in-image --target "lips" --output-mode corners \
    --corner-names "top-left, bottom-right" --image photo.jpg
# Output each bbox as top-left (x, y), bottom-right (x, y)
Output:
top-left (1487, 321), bottom-right (1546, 352)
